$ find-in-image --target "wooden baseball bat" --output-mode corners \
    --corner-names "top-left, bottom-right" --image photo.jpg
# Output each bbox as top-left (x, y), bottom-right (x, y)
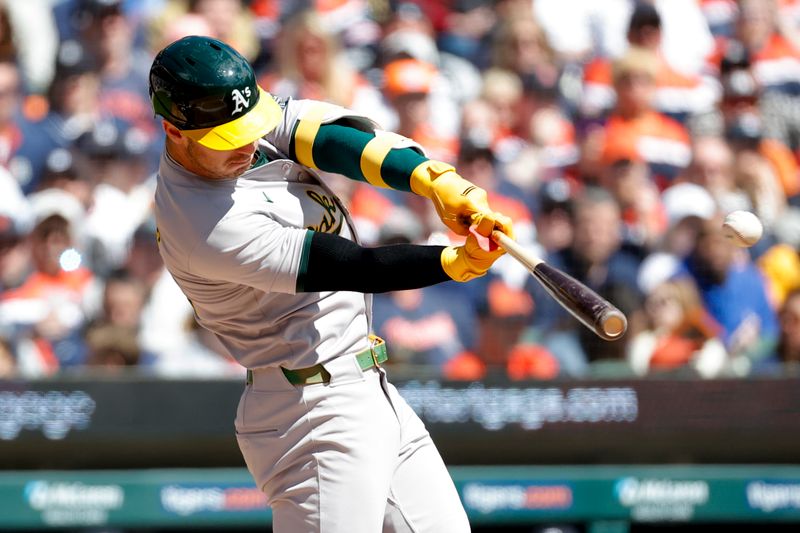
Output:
top-left (490, 230), bottom-right (628, 341)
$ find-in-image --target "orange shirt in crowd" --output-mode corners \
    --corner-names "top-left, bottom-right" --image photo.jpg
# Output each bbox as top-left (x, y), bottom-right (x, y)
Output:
top-left (442, 344), bottom-right (559, 381)
top-left (582, 56), bottom-right (718, 120)
top-left (408, 124), bottom-right (459, 165)
top-left (600, 110), bottom-right (692, 186)
top-left (706, 29), bottom-right (800, 90)
top-left (2, 268), bottom-right (94, 302)
top-left (749, 33), bottom-right (800, 90)
top-left (1, 267), bottom-right (96, 373)
top-left (760, 138), bottom-right (800, 198)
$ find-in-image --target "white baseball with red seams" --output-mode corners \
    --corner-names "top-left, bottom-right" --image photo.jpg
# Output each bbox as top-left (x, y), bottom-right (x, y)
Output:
top-left (723, 210), bottom-right (763, 247)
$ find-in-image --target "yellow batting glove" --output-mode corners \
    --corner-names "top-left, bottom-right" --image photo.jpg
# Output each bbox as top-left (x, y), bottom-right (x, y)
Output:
top-left (441, 232), bottom-right (505, 282)
top-left (410, 160), bottom-right (515, 239)
top-left (471, 210), bottom-right (515, 241)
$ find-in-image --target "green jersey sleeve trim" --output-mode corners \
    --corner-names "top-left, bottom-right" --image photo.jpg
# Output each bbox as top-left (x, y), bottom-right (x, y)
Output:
top-left (295, 229), bottom-right (315, 293)
top-left (289, 120), bottom-right (300, 162)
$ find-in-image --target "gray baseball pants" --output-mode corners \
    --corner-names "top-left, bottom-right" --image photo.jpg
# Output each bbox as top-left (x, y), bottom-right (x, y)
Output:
top-left (235, 353), bottom-right (471, 532)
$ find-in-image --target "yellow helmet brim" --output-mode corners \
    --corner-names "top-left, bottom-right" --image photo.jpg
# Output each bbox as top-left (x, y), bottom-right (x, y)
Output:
top-left (180, 88), bottom-right (282, 150)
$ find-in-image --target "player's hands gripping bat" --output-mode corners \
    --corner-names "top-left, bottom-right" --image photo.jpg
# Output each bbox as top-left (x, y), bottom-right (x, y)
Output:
top-left (409, 160), bottom-right (515, 239)
top-left (441, 230), bottom-right (506, 282)
top-left (455, 212), bottom-right (626, 341)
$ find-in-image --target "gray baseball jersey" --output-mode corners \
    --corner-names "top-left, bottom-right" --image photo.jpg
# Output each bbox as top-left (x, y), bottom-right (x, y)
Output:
top-left (154, 99), bottom-right (383, 370)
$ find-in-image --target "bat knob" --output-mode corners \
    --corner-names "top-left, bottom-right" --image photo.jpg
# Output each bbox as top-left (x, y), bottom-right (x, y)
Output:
top-left (599, 310), bottom-right (628, 341)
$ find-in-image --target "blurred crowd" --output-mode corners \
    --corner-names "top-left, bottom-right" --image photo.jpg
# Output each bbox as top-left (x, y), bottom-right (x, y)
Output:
top-left (1, 0), bottom-right (800, 381)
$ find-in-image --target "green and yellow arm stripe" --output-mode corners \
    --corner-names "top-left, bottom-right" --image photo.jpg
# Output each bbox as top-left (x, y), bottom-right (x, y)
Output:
top-left (289, 105), bottom-right (428, 193)
top-left (292, 104), bottom-right (328, 170)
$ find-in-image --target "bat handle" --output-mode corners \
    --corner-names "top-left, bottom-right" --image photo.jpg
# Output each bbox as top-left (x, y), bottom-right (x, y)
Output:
top-left (490, 230), bottom-right (542, 268)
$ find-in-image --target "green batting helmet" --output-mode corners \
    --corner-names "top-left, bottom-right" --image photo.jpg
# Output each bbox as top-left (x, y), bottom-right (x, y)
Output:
top-left (149, 36), bottom-right (281, 150)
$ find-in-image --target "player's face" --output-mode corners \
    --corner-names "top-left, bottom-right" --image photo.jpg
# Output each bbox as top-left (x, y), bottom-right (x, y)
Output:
top-left (186, 139), bottom-right (259, 179)
top-left (163, 120), bottom-right (259, 179)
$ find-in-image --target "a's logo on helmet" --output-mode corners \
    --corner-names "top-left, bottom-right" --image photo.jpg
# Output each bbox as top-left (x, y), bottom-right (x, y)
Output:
top-left (231, 87), bottom-right (252, 114)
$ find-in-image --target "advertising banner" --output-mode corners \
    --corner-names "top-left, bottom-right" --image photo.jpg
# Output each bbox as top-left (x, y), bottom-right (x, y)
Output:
top-left (3, 466), bottom-right (800, 529)
top-left (1, 377), bottom-right (800, 468)
top-left (0, 469), bottom-right (271, 529)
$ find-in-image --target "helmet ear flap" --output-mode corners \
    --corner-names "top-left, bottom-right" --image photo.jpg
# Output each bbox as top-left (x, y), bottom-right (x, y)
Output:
top-left (149, 61), bottom-right (188, 128)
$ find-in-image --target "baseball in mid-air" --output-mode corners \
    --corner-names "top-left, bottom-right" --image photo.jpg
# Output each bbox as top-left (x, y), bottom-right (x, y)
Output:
top-left (722, 210), bottom-right (763, 247)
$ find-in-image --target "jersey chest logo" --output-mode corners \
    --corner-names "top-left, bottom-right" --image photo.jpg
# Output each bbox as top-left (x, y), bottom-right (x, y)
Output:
top-left (306, 190), bottom-right (342, 235)
top-left (231, 87), bottom-right (252, 114)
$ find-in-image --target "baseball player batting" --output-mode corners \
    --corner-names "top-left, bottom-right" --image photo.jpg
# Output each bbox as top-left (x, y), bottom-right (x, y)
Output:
top-left (149, 36), bottom-right (513, 532)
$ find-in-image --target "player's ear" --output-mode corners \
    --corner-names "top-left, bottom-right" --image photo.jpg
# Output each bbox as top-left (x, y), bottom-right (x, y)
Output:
top-left (162, 120), bottom-right (185, 143)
